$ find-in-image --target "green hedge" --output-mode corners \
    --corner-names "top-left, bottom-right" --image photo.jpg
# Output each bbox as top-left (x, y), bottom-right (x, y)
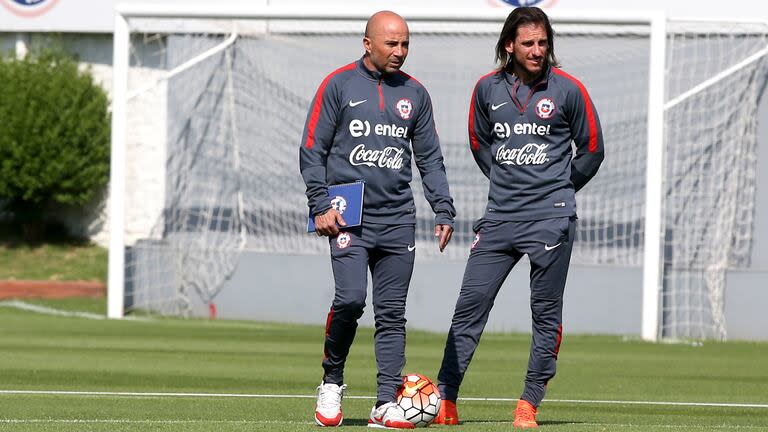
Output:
top-left (0, 49), bottom-right (110, 223)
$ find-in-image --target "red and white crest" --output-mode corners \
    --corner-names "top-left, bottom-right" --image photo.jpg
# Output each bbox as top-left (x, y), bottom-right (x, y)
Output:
top-left (535, 97), bottom-right (556, 119)
top-left (396, 98), bottom-right (413, 120)
top-left (0, 0), bottom-right (59, 18)
top-left (336, 232), bottom-right (351, 249)
top-left (330, 196), bottom-right (347, 215)
top-left (471, 233), bottom-right (481, 249)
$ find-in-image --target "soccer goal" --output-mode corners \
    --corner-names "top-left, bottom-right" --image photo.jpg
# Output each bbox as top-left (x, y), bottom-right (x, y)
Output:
top-left (108, 4), bottom-right (768, 341)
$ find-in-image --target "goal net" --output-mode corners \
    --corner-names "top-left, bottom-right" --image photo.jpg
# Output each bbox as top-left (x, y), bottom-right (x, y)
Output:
top-left (111, 8), bottom-right (768, 340)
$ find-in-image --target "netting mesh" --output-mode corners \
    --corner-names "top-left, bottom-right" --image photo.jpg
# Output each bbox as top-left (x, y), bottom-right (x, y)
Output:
top-left (659, 21), bottom-right (767, 339)
top-left (120, 17), bottom-right (767, 339)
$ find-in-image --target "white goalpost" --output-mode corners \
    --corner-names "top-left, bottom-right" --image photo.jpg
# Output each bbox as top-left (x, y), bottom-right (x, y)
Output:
top-left (108, 4), bottom-right (768, 341)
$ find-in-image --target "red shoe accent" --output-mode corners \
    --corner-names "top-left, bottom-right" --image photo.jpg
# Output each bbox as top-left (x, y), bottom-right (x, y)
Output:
top-left (513, 399), bottom-right (538, 428)
top-left (315, 410), bottom-right (343, 427)
top-left (434, 399), bottom-right (459, 425)
top-left (367, 417), bottom-right (415, 429)
top-left (385, 419), bottom-right (415, 429)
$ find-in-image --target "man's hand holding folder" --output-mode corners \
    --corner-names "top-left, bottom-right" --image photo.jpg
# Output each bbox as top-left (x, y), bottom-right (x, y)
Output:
top-left (314, 209), bottom-right (347, 237)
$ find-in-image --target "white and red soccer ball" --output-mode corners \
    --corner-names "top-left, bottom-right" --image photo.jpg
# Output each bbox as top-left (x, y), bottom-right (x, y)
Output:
top-left (396, 373), bottom-right (442, 427)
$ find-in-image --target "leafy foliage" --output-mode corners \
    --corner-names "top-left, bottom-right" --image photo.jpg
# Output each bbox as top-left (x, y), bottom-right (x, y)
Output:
top-left (0, 49), bottom-right (110, 223)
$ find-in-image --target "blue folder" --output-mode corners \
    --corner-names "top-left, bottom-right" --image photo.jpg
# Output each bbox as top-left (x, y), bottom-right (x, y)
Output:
top-left (307, 181), bottom-right (365, 233)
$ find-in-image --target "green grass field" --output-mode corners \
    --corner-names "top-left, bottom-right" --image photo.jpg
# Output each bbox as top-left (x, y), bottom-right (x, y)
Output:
top-left (0, 242), bottom-right (107, 281)
top-left (0, 298), bottom-right (766, 431)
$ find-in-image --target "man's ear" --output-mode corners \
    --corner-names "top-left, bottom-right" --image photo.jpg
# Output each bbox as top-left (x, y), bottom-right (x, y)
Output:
top-left (363, 36), bottom-right (372, 54)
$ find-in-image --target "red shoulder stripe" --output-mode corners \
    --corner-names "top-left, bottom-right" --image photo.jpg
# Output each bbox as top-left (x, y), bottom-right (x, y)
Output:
top-left (397, 69), bottom-right (421, 86)
top-left (552, 68), bottom-right (598, 153)
top-left (305, 62), bottom-right (356, 149)
top-left (469, 71), bottom-right (497, 151)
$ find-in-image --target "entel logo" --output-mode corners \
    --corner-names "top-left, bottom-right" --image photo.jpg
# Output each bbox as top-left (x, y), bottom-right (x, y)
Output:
top-left (1, 0), bottom-right (59, 18)
top-left (349, 119), bottom-right (409, 139)
top-left (494, 122), bottom-right (551, 138)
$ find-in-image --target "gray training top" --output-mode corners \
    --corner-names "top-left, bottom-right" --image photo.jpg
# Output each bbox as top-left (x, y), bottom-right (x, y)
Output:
top-left (299, 57), bottom-right (456, 226)
top-left (469, 66), bottom-right (605, 221)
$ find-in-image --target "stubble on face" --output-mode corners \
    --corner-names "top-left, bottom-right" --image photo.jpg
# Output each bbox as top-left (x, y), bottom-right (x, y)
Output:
top-left (507, 23), bottom-right (548, 83)
top-left (363, 11), bottom-right (410, 75)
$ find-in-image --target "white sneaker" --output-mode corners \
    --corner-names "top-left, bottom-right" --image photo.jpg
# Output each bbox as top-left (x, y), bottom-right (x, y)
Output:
top-left (314, 382), bottom-right (347, 427)
top-left (368, 401), bottom-right (415, 429)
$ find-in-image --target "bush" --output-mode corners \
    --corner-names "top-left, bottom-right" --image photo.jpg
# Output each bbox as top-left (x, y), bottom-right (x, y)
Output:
top-left (0, 49), bottom-right (110, 232)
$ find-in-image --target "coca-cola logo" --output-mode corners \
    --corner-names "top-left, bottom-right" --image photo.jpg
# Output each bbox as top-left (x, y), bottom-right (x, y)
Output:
top-left (495, 143), bottom-right (549, 165)
top-left (349, 144), bottom-right (405, 170)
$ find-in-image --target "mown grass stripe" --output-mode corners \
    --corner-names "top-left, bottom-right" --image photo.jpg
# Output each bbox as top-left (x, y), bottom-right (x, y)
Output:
top-left (1, 390), bottom-right (766, 409)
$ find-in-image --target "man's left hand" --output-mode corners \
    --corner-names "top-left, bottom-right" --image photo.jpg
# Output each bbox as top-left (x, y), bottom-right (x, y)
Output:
top-left (434, 224), bottom-right (453, 252)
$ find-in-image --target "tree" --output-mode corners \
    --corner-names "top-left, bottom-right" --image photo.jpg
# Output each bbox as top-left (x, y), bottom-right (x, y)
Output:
top-left (0, 49), bottom-right (110, 238)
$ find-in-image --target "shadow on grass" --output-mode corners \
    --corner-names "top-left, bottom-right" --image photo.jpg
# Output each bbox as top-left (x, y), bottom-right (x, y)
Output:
top-left (455, 419), bottom-right (584, 426)
top-left (334, 417), bottom-right (586, 427)
top-left (539, 420), bottom-right (586, 426)
top-left (0, 220), bottom-right (90, 248)
top-left (337, 416), bottom-right (587, 427)
top-left (342, 418), bottom-right (372, 427)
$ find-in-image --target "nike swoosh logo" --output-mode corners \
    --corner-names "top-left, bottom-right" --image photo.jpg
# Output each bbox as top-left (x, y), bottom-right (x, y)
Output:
top-left (407, 245), bottom-right (416, 252)
top-left (544, 242), bottom-right (562, 251)
top-left (348, 99), bottom-right (367, 107)
top-left (491, 102), bottom-right (509, 111)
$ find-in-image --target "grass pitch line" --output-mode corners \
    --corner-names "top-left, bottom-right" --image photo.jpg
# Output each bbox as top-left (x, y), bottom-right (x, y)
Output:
top-left (0, 419), bottom-right (313, 425)
top-left (545, 399), bottom-right (768, 409)
top-left (0, 300), bottom-right (148, 321)
top-left (1, 420), bottom-right (766, 430)
top-left (1, 390), bottom-right (766, 409)
top-left (0, 300), bottom-right (105, 320)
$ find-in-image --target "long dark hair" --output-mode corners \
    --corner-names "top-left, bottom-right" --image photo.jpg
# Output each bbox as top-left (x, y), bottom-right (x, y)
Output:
top-left (494, 7), bottom-right (559, 72)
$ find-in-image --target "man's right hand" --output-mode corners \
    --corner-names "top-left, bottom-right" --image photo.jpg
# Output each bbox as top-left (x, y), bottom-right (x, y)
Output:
top-left (314, 209), bottom-right (347, 237)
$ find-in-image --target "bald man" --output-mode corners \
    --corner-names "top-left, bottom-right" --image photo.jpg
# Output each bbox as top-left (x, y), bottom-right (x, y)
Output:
top-left (299, 10), bottom-right (455, 429)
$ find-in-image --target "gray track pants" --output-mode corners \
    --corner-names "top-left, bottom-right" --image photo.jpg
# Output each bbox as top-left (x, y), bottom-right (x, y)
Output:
top-left (438, 216), bottom-right (576, 407)
top-left (321, 223), bottom-right (415, 403)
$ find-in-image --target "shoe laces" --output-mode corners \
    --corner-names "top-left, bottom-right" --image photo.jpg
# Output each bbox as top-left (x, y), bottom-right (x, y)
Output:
top-left (376, 402), bottom-right (406, 421)
top-left (316, 383), bottom-right (346, 410)
top-left (514, 403), bottom-right (536, 422)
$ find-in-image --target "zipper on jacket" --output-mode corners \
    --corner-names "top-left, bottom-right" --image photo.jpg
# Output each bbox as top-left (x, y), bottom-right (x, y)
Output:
top-left (378, 78), bottom-right (384, 112)
top-left (510, 79), bottom-right (547, 114)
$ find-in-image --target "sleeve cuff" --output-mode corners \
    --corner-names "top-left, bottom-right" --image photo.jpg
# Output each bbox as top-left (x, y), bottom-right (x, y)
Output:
top-left (570, 166), bottom-right (589, 192)
top-left (311, 203), bottom-right (331, 217)
top-left (435, 213), bottom-right (455, 227)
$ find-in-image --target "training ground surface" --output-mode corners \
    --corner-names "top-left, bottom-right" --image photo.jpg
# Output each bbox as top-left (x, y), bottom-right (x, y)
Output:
top-left (0, 300), bottom-right (766, 431)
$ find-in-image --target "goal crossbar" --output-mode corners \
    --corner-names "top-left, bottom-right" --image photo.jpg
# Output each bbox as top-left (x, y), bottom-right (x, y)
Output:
top-left (109, 4), bottom-right (767, 343)
top-left (108, 4), bottom-right (667, 339)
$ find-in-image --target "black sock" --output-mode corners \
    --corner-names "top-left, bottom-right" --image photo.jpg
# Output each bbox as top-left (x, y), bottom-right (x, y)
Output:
top-left (375, 400), bottom-right (391, 408)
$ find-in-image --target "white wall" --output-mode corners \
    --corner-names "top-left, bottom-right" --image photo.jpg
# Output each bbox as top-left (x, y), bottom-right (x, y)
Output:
top-left (2, 0), bottom-right (768, 33)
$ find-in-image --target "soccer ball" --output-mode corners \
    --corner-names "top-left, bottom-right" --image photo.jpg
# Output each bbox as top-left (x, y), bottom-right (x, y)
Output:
top-left (396, 373), bottom-right (441, 427)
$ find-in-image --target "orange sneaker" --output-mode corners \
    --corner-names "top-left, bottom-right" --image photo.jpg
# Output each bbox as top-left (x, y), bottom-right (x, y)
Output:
top-left (433, 399), bottom-right (459, 425)
top-left (512, 399), bottom-right (538, 428)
